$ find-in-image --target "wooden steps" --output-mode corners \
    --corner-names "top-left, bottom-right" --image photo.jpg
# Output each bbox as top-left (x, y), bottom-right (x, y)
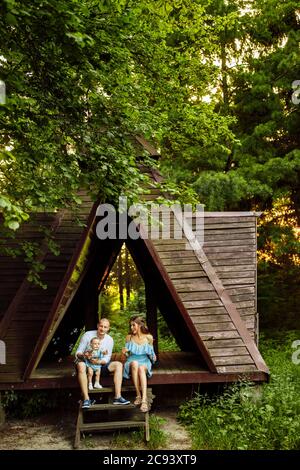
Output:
top-left (74, 387), bottom-right (154, 448)
top-left (84, 403), bottom-right (136, 411)
top-left (80, 421), bottom-right (146, 431)
top-left (88, 386), bottom-right (136, 393)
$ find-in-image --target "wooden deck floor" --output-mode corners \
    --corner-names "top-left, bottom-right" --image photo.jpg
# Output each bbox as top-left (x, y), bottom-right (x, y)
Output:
top-left (32, 352), bottom-right (207, 380)
top-left (0, 352), bottom-right (268, 390)
top-left (24, 352), bottom-right (267, 388)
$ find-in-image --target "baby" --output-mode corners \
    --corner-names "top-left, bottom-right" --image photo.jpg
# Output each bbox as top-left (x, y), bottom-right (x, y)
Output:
top-left (83, 337), bottom-right (107, 390)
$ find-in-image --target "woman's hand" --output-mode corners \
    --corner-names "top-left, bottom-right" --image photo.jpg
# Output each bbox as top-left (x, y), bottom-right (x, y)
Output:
top-left (150, 353), bottom-right (157, 364)
top-left (121, 347), bottom-right (129, 363)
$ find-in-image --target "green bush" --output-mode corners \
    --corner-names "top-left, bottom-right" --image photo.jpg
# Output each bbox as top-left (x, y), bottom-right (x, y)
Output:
top-left (178, 332), bottom-right (300, 450)
top-left (1, 389), bottom-right (72, 419)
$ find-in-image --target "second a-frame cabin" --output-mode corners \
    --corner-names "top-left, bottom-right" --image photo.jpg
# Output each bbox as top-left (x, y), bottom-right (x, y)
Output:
top-left (0, 143), bottom-right (269, 391)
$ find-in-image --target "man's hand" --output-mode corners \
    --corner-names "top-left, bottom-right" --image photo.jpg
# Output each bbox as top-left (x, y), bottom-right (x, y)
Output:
top-left (90, 358), bottom-right (105, 365)
top-left (89, 357), bottom-right (98, 365)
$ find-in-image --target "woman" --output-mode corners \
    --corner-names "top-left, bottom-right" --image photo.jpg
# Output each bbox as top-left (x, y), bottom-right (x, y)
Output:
top-left (122, 316), bottom-right (156, 412)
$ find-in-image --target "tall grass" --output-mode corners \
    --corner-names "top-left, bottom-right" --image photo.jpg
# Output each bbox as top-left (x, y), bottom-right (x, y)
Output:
top-left (178, 331), bottom-right (300, 450)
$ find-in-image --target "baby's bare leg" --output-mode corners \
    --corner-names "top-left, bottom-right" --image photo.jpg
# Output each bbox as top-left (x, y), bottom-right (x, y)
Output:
top-left (87, 367), bottom-right (93, 384)
top-left (95, 368), bottom-right (101, 384)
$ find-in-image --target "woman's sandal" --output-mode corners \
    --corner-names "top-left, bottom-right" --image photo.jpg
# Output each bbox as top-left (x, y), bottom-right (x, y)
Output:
top-left (134, 396), bottom-right (142, 406)
top-left (140, 401), bottom-right (149, 413)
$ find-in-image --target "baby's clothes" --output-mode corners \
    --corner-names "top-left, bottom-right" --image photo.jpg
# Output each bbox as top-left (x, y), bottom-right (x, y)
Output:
top-left (84, 349), bottom-right (103, 371)
top-left (123, 340), bottom-right (155, 379)
top-left (75, 331), bottom-right (113, 365)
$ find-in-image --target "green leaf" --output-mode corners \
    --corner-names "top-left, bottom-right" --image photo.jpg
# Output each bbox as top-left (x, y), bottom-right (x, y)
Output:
top-left (7, 220), bottom-right (20, 230)
top-left (5, 12), bottom-right (18, 25)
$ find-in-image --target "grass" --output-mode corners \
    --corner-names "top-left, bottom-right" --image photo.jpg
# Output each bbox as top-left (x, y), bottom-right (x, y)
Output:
top-left (178, 330), bottom-right (300, 450)
top-left (111, 415), bottom-right (168, 450)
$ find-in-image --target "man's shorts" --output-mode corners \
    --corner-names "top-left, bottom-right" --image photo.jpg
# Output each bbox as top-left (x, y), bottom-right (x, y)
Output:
top-left (74, 358), bottom-right (111, 376)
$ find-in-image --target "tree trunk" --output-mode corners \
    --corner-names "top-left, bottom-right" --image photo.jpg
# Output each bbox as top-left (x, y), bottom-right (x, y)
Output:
top-left (145, 282), bottom-right (158, 357)
top-left (221, 38), bottom-right (229, 112)
top-left (125, 248), bottom-right (131, 306)
top-left (117, 254), bottom-right (124, 310)
top-left (221, 36), bottom-right (233, 173)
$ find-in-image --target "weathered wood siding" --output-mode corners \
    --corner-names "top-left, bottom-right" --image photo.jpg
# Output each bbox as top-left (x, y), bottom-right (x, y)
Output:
top-left (198, 213), bottom-right (256, 340)
top-left (139, 178), bottom-right (257, 340)
top-left (0, 192), bottom-right (93, 383)
top-left (140, 169), bottom-right (265, 375)
top-left (150, 212), bottom-right (259, 374)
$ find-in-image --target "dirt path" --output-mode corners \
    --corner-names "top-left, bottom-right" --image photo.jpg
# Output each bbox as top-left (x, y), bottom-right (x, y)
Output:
top-left (158, 409), bottom-right (191, 450)
top-left (0, 409), bottom-right (191, 450)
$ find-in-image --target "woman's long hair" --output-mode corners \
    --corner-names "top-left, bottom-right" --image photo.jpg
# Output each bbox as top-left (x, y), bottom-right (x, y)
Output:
top-left (129, 315), bottom-right (149, 335)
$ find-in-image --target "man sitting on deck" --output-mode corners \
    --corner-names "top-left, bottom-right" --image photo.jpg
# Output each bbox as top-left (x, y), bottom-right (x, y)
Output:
top-left (75, 318), bottom-right (130, 409)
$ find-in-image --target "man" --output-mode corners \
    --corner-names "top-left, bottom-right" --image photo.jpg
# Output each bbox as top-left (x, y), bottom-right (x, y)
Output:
top-left (75, 318), bottom-right (130, 409)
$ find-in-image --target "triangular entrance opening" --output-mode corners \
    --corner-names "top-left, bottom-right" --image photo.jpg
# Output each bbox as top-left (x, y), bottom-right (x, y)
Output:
top-left (35, 236), bottom-right (209, 376)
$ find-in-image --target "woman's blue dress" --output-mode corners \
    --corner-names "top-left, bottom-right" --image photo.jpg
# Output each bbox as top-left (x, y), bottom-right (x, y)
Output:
top-left (123, 341), bottom-right (155, 379)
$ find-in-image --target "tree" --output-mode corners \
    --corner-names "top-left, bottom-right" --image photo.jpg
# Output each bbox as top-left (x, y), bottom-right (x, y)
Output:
top-left (158, 1), bottom-right (300, 259)
top-left (0, 0), bottom-right (233, 231)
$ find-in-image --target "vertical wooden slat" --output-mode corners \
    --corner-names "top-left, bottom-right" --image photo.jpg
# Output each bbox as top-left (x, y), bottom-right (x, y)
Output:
top-left (255, 216), bottom-right (259, 346)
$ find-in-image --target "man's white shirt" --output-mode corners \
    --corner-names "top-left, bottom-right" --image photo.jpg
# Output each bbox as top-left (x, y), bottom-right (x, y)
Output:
top-left (75, 331), bottom-right (113, 364)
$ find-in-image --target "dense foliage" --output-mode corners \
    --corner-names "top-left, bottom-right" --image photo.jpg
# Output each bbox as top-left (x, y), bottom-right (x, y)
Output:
top-left (1, 1), bottom-right (299, 218)
top-left (0, 0), bottom-right (232, 231)
top-left (161, 1), bottom-right (300, 212)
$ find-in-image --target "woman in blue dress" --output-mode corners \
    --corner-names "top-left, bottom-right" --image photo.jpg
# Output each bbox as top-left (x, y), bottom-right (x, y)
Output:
top-left (122, 316), bottom-right (156, 412)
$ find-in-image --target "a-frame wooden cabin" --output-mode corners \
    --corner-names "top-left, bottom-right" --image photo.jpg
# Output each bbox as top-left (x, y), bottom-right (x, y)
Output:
top-left (0, 147), bottom-right (269, 391)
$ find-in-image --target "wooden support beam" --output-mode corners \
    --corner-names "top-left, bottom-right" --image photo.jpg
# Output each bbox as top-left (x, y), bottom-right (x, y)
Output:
top-left (84, 238), bottom-right (123, 329)
top-left (145, 282), bottom-right (158, 358)
top-left (84, 283), bottom-right (99, 331)
top-left (82, 262), bottom-right (100, 330)
top-left (0, 392), bottom-right (5, 427)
